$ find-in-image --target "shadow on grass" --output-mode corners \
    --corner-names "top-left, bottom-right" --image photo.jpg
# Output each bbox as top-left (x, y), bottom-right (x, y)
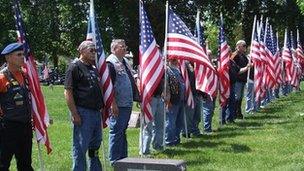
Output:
top-left (258, 107), bottom-right (285, 114)
top-left (265, 119), bottom-right (290, 125)
top-left (235, 121), bottom-right (263, 128)
top-left (221, 143), bottom-right (252, 153)
top-left (186, 158), bottom-right (211, 166)
top-left (213, 131), bottom-right (244, 139)
top-left (180, 140), bottom-right (223, 149)
top-left (249, 114), bottom-right (282, 120)
top-left (162, 147), bottom-right (202, 158)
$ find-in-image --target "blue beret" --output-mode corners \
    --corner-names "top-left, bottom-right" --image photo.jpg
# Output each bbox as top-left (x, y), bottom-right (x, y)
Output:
top-left (1, 43), bottom-right (24, 57)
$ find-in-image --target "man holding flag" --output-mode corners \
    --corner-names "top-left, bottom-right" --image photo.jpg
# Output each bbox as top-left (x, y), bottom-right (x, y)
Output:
top-left (0, 42), bottom-right (34, 171)
top-left (139, 1), bottom-right (165, 155)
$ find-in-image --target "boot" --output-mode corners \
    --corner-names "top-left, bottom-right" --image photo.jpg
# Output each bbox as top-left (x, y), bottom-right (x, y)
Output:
top-left (235, 100), bottom-right (243, 119)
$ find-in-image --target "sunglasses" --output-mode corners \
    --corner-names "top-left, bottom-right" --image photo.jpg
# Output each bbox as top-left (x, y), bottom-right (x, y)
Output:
top-left (89, 48), bottom-right (96, 53)
top-left (118, 45), bottom-right (128, 49)
top-left (12, 52), bottom-right (25, 57)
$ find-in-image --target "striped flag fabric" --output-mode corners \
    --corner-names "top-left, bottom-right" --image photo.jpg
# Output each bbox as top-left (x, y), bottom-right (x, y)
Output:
top-left (250, 19), bottom-right (263, 103)
top-left (180, 61), bottom-right (194, 108)
top-left (258, 19), bottom-right (268, 98)
top-left (194, 10), bottom-right (207, 97)
top-left (296, 29), bottom-right (304, 76)
top-left (87, 0), bottom-right (114, 127)
top-left (264, 20), bottom-right (276, 90)
top-left (13, 0), bottom-right (52, 154)
top-left (217, 15), bottom-right (230, 107)
top-left (290, 31), bottom-right (301, 88)
top-left (188, 9), bottom-right (218, 98)
top-left (273, 31), bottom-right (284, 87)
top-left (139, 1), bottom-right (164, 121)
top-left (282, 30), bottom-right (296, 87)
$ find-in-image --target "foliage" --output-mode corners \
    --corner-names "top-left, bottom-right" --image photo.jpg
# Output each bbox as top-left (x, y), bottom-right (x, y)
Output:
top-left (297, 0), bottom-right (304, 14)
top-left (0, 0), bottom-right (304, 67)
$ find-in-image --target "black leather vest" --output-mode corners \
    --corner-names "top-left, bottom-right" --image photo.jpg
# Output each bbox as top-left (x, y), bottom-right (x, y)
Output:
top-left (0, 69), bottom-right (31, 123)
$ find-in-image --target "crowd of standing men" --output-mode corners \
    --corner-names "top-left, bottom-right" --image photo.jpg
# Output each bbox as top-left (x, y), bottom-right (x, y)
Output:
top-left (62, 37), bottom-right (265, 170)
top-left (0, 37), bottom-right (300, 170)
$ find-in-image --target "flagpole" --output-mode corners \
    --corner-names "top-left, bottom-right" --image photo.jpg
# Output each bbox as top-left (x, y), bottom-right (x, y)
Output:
top-left (277, 31), bottom-right (283, 91)
top-left (36, 132), bottom-right (46, 171)
top-left (90, 0), bottom-right (107, 169)
top-left (219, 12), bottom-right (224, 125)
top-left (246, 15), bottom-right (256, 116)
top-left (180, 61), bottom-right (189, 139)
top-left (163, 0), bottom-right (169, 149)
top-left (138, 0), bottom-right (145, 158)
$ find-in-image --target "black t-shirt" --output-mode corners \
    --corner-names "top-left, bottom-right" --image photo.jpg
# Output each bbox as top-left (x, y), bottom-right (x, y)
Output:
top-left (153, 74), bottom-right (164, 96)
top-left (185, 62), bottom-right (198, 96)
top-left (64, 59), bottom-right (103, 110)
top-left (233, 53), bottom-right (249, 82)
top-left (229, 60), bottom-right (240, 84)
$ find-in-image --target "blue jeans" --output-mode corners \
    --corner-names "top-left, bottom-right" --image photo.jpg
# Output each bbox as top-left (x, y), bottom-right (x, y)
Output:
top-left (183, 102), bottom-right (194, 136)
top-left (190, 96), bottom-right (202, 135)
top-left (165, 101), bottom-right (184, 145)
top-left (261, 90), bottom-right (271, 107)
top-left (282, 84), bottom-right (292, 95)
top-left (269, 90), bottom-right (275, 101)
top-left (274, 87), bottom-right (280, 98)
top-left (234, 82), bottom-right (246, 118)
top-left (234, 82), bottom-right (246, 101)
top-left (183, 95), bottom-right (201, 135)
top-left (140, 97), bottom-right (164, 154)
top-left (245, 81), bottom-right (259, 113)
top-left (109, 107), bottom-right (132, 165)
top-left (282, 84), bottom-right (288, 96)
top-left (72, 106), bottom-right (102, 171)
top-left (221, 83), bottom-right (236, 123)
top-left (201, 97), bottom-right (214, 132)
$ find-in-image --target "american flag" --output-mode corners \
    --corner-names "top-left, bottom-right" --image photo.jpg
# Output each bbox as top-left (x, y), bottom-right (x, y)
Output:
top-left (13, 0), bottom-right (52, 154)
top-left (217, 14), bottom-right (230, 107)
top-left (87, 0), bottom-right (114, 127)
top-left (272, 31), bottom-right (284, 87)
top-left (264, 20), bottom-right (276, 90)
top-left (282, 30), bottom-right (296, 87)
top-left (290, 31), bottom-right (301, 88)
top-left (296, 29), bottom-right (304, 76)
top-left (258, 19), bottom-right (267, 98)
top-left (250, 18), bottom-right (263, 103)
top-left (195, 10), bottom-right (206, 53)
top-left (290, 31), bottom-right (299, 88)
top-left (187, 9), bottom-right (218, 98)
top-left (180, 60), bottom-right (194, 108)
top-left (139, 1), bottom-right (164, 121)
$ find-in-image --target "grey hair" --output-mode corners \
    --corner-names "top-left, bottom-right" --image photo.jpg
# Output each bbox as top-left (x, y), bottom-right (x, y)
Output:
top-left (111, 39), bottom-right (125, 53)
top-left (236, 40), bottom-right (246, 50)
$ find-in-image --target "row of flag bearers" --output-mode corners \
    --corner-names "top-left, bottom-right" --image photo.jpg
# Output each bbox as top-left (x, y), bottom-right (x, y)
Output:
top-left (138, 0), bottom-right (304, 163)
top-left (1, 0), bottom-right (304, 170)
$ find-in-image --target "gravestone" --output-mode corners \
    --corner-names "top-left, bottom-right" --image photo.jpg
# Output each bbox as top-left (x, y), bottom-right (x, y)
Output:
top-left (128, 111), bottom-right (140, 128)
top-left (114, 158), bottom-right (186, 171)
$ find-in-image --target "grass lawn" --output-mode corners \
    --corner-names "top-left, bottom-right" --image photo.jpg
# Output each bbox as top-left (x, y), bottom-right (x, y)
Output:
top-left (9, 84), bottom-right (304, 170)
